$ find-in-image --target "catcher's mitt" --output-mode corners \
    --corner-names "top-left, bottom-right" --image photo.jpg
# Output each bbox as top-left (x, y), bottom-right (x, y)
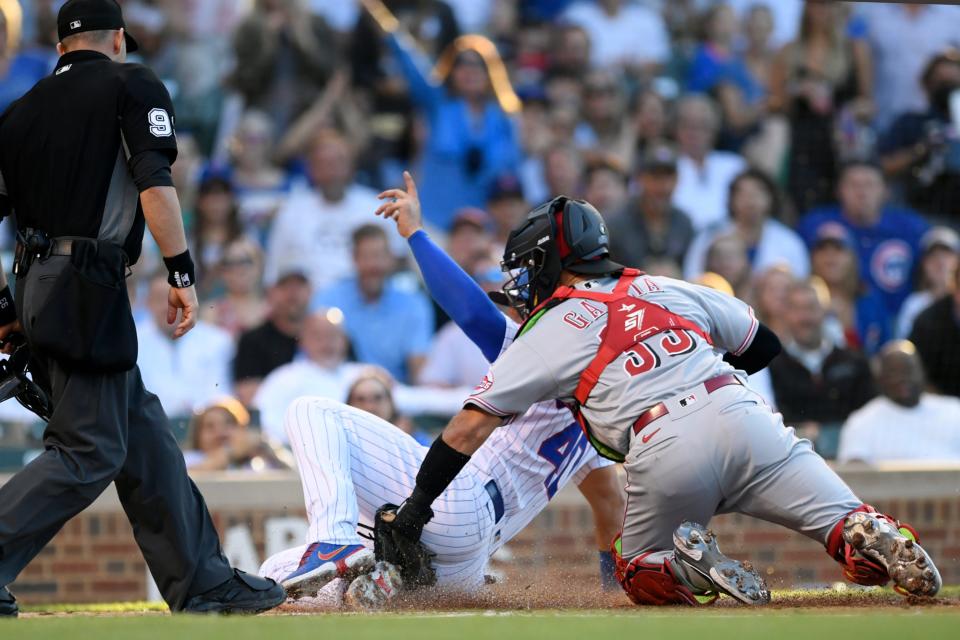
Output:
top-left (373, 503), bottom-right (437, 588)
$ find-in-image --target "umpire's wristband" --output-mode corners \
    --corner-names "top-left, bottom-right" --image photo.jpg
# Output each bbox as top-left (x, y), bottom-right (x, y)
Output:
top-left (0, 286), bottom-right (16, 326)
top-left (163, 250), bottom-right (196, 289)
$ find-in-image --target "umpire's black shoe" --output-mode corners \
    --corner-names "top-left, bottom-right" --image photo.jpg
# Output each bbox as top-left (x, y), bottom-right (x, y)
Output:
top-left (0, 586), bottom-right (17, 617)
top-left (182, 570), bottom-right (286, 614)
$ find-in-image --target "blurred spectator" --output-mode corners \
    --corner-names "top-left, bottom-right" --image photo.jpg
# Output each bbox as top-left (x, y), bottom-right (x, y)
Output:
top-left (671, 94), bottom-right (747, 232)
top-left (908, 266), bottom-right (960, 398)
top-left (386, 30), bottom-right (522, 229)
top-left (545, 22), bottom-right (591, 83)
top-left (770, 0), bottom-right (873, 213)
top-left (878, 50), bottom-right (960, 218)
top-left (444, 0), bottom-right (495, 34)
top-left (171, 133), bottom-right (204, 218)
top-left (0, 4), bottom-right (53, 113)
top-left (858, 3), bottom-right (960, 131)
top-left (314, 225), bottom-right (434, 383)
top-left (629, 90), bottom-right (670, 158)
top-left (809, 225), bottom-right (889, 356)
top-left (739, 4), bottom-right (776, 96)
top-left (686, 3), bottom-right (766, 150)
top-left (838, 341), bottom-right (960, 464)
top-left (346, 369), bottom-right (432, 446)
top-left (798, 161), bottom-right (929, 316)
top-left (896, 227), bottom-right (960, 340)
top-left (486, 174), bottom-right (528, 253)
top-left (769, 279), bottom-right (876, 457)
top-left (727, 0), bottom-right (803, 49)
top-left (263, 129), bottom-right (403, 292)
top-left (583, 157), bottom-right (629, 217)
top-left (608, 144), bottom-right (693, 269)
top-left (752, 265), bottom-right (796, 341)
top-left (233, 269), bottom-right (312, 407)
top-left (230, 0), bottom-right (337, 131)
top-left (201, 239), bottom-right (269, 339)
top-left (183, 398), bottom-right (291, 472)
top-left (351, 0), bottom-right (459, 93)
top-left (703, 234), bottom-right (751, 301)
top-left (418, 317), bottom-right (490, 391)
top-left (192, 177), bottom-right (246, 297)
top-left (575, 69), bottom-right (634, 167)
top-left (543, 142), bottom-right (584, 199)
top-left (684, 169), bottom-right (808, 281)
top-left (137, 274), bottom-right (234, 418)
top-left (254, 308), bottom-right (364, 444)
top-left (224, 110), bottom-right (294, 242)
top-left (445, 209), bottom-right (495, 273)
top-left (562, 0), bottom-right (670, 73)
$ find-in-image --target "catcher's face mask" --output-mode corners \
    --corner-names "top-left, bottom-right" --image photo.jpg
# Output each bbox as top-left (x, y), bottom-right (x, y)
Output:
top-left (494, 201), bottom-right (563, 319)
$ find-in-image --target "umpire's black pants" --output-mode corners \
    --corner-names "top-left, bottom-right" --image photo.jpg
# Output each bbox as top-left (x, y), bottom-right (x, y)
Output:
top-left (0, 255), bottom-right (233, 609)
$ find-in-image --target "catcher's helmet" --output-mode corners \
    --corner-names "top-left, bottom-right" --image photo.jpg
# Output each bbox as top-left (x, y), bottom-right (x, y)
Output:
top-left (491, 196), bottom-right (623, 317)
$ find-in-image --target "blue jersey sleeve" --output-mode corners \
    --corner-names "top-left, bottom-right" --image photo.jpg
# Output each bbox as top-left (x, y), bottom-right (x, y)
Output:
top-left (408, 230), bottom-right (507, 362)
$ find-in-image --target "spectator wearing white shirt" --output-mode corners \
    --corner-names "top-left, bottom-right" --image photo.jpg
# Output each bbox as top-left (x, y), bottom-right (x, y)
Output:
top-left (253, 309), bottom-right (365, 445)
top-left (838, 341), bottom-right (960, 464)
top-left (857, 3), bottom-right (960, 130)
top-left (563, 0), bottom-right (670, 72)
top-left (684, 168), bottom-right (809, 280)
top-left (263, 128), bottom-right (404, 292)
top-left (136, 275), bottom-right (234, 419)
top-left (671, 95), bottom-right (747, 232)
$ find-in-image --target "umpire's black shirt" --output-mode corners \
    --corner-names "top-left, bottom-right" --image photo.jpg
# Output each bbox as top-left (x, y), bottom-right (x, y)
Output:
top-left (0, 50), bottom-right (178, 263)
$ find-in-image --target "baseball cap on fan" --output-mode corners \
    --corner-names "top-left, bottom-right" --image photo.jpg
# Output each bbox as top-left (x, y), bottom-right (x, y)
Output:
top-left (57, 0), bottom-right (140, 53)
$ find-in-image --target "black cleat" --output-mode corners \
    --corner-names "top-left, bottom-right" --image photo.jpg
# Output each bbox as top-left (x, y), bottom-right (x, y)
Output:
top-left (183, 570), bottom-right (286, 614)
top-left (0, 586), bottom-right (17, 617)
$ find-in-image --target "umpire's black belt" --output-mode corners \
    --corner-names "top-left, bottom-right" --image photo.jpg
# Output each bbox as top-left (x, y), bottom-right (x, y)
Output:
top-left (484, 479), bottom-right (504, 524)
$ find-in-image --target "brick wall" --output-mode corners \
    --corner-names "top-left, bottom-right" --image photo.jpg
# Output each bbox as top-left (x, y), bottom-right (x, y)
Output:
top-left (6, 468), bottom-right (960, 604)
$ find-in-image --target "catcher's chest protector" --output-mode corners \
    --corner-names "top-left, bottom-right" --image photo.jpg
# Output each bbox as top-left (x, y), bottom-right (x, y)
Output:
top-left (521, 268), bottom-right (714, 460)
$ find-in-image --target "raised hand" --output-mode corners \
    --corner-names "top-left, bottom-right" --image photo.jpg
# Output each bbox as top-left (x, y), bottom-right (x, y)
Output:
top-left (375, 171), bottom-right (424, 239)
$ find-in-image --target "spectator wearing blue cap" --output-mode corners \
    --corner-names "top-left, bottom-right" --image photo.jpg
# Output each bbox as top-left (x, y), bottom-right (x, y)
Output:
top-left (798, 161), bottom-right (929, 317)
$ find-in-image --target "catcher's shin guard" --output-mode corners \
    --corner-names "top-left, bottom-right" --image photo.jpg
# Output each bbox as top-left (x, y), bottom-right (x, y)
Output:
top-left (611, 535), bottom-right (703, 606)
top-left (826, 504), bottom-right (941, 597)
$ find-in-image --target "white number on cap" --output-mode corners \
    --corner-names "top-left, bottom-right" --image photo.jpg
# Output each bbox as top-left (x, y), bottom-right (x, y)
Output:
top-left (148, 108), bottom-right (173, 138)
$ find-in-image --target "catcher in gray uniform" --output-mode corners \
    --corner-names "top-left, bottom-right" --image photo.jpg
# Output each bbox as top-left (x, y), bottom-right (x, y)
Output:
top-left (373, 188), bottom-right (942, 605)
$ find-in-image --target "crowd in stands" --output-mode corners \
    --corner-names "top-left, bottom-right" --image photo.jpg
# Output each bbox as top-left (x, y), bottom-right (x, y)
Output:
top-left (2, 0), bottom-right (960, 469)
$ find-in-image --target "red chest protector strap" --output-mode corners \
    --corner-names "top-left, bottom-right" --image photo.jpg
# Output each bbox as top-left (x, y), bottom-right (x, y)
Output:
top-left (547, 268), bottom-right (714, 406)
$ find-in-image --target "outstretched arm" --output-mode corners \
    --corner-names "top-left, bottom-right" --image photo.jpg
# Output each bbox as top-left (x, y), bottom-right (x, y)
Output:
top-left (377, 172), bottom-right (508, 362)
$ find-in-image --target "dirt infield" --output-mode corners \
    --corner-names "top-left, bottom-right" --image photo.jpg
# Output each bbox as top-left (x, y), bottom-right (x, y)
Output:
top-left (275, 581), bottom-right (960, 614)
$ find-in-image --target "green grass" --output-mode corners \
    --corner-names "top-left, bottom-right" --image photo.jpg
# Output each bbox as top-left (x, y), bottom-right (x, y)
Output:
top-left (6, 609), bottom-right (960, 640)
top-left (7, 589), bottom-right (959, 640)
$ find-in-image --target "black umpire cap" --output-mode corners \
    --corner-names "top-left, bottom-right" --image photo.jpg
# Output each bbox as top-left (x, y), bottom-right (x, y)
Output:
top-left (57, 0), bottom-right (140, 53)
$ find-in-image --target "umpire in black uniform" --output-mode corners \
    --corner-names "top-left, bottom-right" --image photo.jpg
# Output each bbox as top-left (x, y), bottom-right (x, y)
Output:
top-left (0, 1), bottom-right (285, 616)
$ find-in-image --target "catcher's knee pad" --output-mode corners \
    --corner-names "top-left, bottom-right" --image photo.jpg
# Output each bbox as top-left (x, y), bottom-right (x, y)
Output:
top-left (611, 535), bottom-right (701, 606)
top-left (825, 504), bottom-right (922, 586)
